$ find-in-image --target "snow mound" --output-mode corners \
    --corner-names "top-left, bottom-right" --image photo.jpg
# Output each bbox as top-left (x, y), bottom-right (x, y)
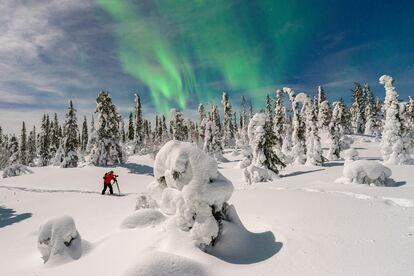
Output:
top-left (124, 251), bottom-right (207, 276)
top-left (337, 160), bottom-right (392, 186)
top-left (149, 140), bottom-right (233, 247)
top-left (2, 164), bottom-right (33, 178)
top-left (121, 209), bottom-right (166, 229)
top-left (37, 216), bottom-right (82, 264)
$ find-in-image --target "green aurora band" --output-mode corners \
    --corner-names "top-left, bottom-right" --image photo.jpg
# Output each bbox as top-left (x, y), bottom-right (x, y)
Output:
top-left (96, 0), bottom-right (321, 111)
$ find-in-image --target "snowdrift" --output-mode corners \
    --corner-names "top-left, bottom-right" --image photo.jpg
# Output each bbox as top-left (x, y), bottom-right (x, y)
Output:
top-left (336, 160), bottom-right (392, 186)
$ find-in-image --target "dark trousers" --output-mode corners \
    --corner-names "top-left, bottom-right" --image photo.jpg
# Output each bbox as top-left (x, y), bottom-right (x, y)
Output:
top-left (102, 183), bottom-right (113, 195)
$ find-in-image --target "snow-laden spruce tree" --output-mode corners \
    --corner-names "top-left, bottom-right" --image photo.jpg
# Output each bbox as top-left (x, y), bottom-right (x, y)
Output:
top-left (316, 86), bottom-right (331, 130)
top-left (170, 108), bottom-right (187, 141)
top-left (404, 96), bottom-right (414, 153)
top-left (303, 96), bottom-right (323, 166)
top-left (198, 104), bottom-right (206, 146)
top-left (221, 92), bottom-right (235, 148)
top-left (363, 84), bottom-right (377, 136)
top-left (284, 87), bottom-right (306, 164)
top-left (203, 106), bottom-right (225, 161)
top-left (127, 112), bottom-right (134, 141)
top-left (60, 101), bottom-right (79, 168)
top-left (20, 122), bottom-right (27, 165)
top-left (39, 114), bottom-right (51, 166)
top-left (243, 113), bottom-right (285, 183)
top-left (27, 126), bottom-right (37, 166)
top-left (81, 116), bottom-right (88, 152)
top-left (273, 89), bottom-right (284, 152)
top-left (379, 75), bottom-right (409, 165)
top-left (350, 83), bottom-right (366, 134)
top-left (3, 135), bottom-right (32, 178)
top-left (49, 113), bottom-right (60, 159)
top-left (134, 93), bottom-right (144, 152)
top-left (0, 127), bottom-right (8, 169)
top-left (90, 92), bottom-right (124, 166)
top-left (327, 101), bottom-right (342, 160)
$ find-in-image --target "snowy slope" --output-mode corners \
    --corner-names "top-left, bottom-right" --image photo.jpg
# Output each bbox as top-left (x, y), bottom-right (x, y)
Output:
top-left (1, 137), bottom-right (414, 275)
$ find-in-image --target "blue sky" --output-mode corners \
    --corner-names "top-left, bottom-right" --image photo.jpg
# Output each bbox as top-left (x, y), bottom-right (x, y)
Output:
top-left (1, 0), bottom-right (413, 133)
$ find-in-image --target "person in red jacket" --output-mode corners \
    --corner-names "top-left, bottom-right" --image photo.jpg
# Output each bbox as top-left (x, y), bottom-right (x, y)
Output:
top-left (101, 171), bottom-right (118, 195)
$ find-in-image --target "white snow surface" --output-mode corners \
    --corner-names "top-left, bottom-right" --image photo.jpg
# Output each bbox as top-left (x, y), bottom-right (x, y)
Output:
top-left (1, 136), bottom-right (414, 275)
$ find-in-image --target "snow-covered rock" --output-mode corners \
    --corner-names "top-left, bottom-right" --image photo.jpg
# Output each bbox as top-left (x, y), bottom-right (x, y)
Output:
top-left (2, 164), bottom-right (33, 178)
top-left (148, 140), bottom-right (233, 247)
top-left (38, 216), bottom-right (82, 264)
top-left (337, 160), bottom-right (392, 186)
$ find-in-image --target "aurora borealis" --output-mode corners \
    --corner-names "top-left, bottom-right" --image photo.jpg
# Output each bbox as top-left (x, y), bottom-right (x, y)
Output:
top-left (96, 0), bottom-right (322, 111)
top-left (1, 0), bottom-right (414, 132)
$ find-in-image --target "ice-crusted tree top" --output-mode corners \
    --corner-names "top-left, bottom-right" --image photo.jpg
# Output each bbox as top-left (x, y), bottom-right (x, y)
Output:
top-left (379, 75), bottom-right (399, 109)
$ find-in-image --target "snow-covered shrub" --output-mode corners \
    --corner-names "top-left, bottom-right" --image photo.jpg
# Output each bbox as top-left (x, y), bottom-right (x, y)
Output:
top-left (2, 164), bottom-right (33, 178)
top-left (237, 147), bottom-right (252, 169)
top-left (38, 216), bottom-right (82, 263)
top-left (337, 160), bottom-right (392, 186)
top-left (342, 148), bottom-right (359, 162)
top-left (148, 140), bottom-right (233, 247)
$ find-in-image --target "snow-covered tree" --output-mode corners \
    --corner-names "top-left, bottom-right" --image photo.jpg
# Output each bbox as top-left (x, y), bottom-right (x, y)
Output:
top-left (243, 113), bottom-right (285, 183)
top-left (203, 106), bottom-right (224, 161)
top-left (284, 87), bottom-right (306, 164)
top-left (90, 92), bottom-right (124, 166)
top-left (404, 96), bottom-right (414, 153)
top-left (363, 84), bottom-right (376, 136)
top-left (120, 116), bottom-right (126, 144)
top-left (7, 135), bottom-right (19, 166)
top-left (170, 108), bottom-right (187, 141)
top-left (327, 101), bottom-right (342, 160)
top-left (134, 93), bottom-right (144, 151)
top-left (27, 126), bottom-right (37, 166)
top-left (20, 122), bottom-right (27, 165)
top-left (49, 113), bottom-right (60, 158)
top-left (161, 115), bottom-right (169, 143)
top-left (39, 114), bottom-right (51, 166)
top-left (273, 89), bottom-right (284, 151)
top-left (127, 112), bottom-right (134, 141)
top-left (316, 86), bottom-right (331, 130)
top-left (379, 75), bottom-right (408, 165)
top-left (350, 83), bottom-right (365, 134)
top-left (60, 101), bottom-right (79, 168)
top-left (81, 116), bottom-right (88, 152)
top-left (221, 92), bottom-right (235, 148)
top-left (303, 97), bottom-right (323, 166)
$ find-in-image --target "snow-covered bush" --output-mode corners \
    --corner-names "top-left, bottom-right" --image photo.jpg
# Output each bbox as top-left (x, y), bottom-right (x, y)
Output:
top-left (38, 216), bottom-right (82, 263)
top-left (2, 164), bottom-right (33, 178)
top-left (243, 113), bottom-right (284, 183)
top-left (337, 160), bottom-right (392, 186)
top-left (342, 148), bottom-right (359, 162)
top-left (136, 193), bottom-right (158, 210)
top-left (148, 140), bottom-right (233, 247)
top-left (238, 147), bottom-right (252, 169)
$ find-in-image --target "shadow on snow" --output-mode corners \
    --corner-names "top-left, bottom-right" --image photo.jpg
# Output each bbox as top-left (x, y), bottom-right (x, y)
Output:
top-left (119, 163), bottom-right (154, 176)
top-left (0, 206), bottom-right (32, 228)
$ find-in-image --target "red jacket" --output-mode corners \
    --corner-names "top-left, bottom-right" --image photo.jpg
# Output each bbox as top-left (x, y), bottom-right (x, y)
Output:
top-left (103, 173), bottom-right (116, 185)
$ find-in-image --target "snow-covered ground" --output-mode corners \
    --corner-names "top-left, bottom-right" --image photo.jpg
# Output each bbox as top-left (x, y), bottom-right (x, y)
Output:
top-left (1, 137), bottom-right (414, 275)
